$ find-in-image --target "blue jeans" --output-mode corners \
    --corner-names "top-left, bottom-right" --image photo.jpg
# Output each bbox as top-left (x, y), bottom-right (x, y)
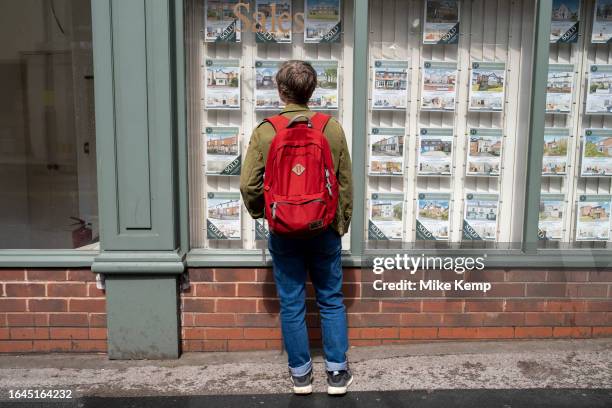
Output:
top-left (268, 228), bottom-right (349, 376)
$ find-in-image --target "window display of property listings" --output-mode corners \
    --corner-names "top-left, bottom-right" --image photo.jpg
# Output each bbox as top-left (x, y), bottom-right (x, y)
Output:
top-left (364, 0), bottom-right (612, 249)
top-left (187, 0), bottom-right (612, 252)
top-left (188, 0), bottom-right (349, 250)
top-left (543, 0), bottom-right (612, 249)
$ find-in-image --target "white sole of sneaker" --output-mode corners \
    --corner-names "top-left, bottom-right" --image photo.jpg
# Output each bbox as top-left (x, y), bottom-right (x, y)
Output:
top-left (293, 384), bottom-right (313, 395)
top-left (327, 376), bottom-right (353, 395)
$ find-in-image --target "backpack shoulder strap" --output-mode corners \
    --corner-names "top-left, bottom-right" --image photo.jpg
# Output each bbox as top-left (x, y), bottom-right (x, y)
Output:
top-left (265, 115), bottom-right (290, 133)
top-left (310, 112), bottom-right (331, 132)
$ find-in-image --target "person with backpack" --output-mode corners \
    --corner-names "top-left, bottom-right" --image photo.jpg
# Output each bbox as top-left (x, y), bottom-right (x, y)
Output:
top-left (240, 60), bottom-right (353, 395)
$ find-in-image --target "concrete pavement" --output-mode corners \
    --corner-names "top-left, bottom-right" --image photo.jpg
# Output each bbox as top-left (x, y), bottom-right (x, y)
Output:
top-left (0, 339), bottom-right (610, 403)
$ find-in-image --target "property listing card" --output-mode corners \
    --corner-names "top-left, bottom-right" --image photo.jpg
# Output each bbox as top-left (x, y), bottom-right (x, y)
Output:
top-left (254, 219), bottom-right (270, 241)
top-left (469, 62), bottom-right (506, 112)
top-left (368, 193), bottom-right (404, 241)
top-left (462, 193), bottom-right (499, 242)
top-left (206, 192), bottom-right (242, 240)
top-left (539, 194), bottom-right (566, 241)
top-left (586, 65), bottom-right (612, 114)
top-left (204, 59), bottom-right (241, 110)
top-left (546, 64), bottom-right (575, 114)
top-left (368, 127), bottom-right (405, 176)
top-left (255, 0), bottom-right (292, 43)
top-left (255, 60), bottom-right (283, 111)
top-left (418, 128), bottom-right (454, 176)
top-left (308, 60), bottom-right (339, 110)
top-left (423, 0), bottom-right (460, 45)
top-left (542, 128), bottom-right (570, 176)
top-left (421, 61), bottom-right (457, 111)
top-left (416, 192), bottom-right (451, 241)
top-left (204, 127), bottom-right (241, 176)
top-left (592, 0), bottom-right (612, 43)
top-left (466, 128), bottom-right (503, 177)
top-left (204, 0), bottom-right (241, 43)
top-left (581, 129), bottom-right (612, 176)
top-left (576, 195), bottom-right (611, 241)
top-left (550, 0), bottom-right (580, 43)
top-left (371, 60), bottom-right (409, 111)
top-left (304, 0), bottom-right (342, 43)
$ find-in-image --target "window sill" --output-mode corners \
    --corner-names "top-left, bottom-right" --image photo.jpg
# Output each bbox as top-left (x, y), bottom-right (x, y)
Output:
top-left (1, 248), bottom-right (610, 269)
top-left (0, 250), bottom-right (99, 268)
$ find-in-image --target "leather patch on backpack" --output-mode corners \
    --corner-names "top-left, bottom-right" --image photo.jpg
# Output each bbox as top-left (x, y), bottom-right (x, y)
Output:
top-left (292, 163), bottom-right (305, 176)
top-left (309, 219), bottom-right (324, 230)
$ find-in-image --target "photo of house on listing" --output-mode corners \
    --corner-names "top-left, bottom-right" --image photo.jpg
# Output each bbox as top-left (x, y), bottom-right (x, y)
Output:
top-left (421, 62), bottom-right (457, 111)
top-left (423, 0), bottom-right (459, 44)
top-left (204, 0), bottom-right (241, 42)
top-left (542, 131), bottom-right (569, 176)
top-left (469, 62), bottom-right (506, 112)
top-left (467, 131), bottom-right (502, 176)
top-left (255, 0), bottom-right (292, 43)
top-left (369, 128), bottom-right (405, 176)
top-left (418, 129), bottom-right (453, 176)
top-left (586, 65), bottom-right (612, 113)
top-left (539, 194), bottom-right (565, 241)
top-left (592, 0), bottom-right (612, 43)
top-left (204, 59), bottom-right (241, 109)
top-left (304, 0), bottom-right (341, 43)
top-left (416, 193), bottom-right (450, 241)
top-left (255, 60), bottom-right (283, 110)
top-left (576, 196), bottom-right (611, 241)
top-left (369, 193), bottom-right (404, 241)
top-left (308, 60), bottom-right (339, 109)
top-left (372, 60), bottom-right (409, 110)
top-left (546, 64), bottom-right (574, 113)
top-left (207, 192), bottom-right (241, 240)
top-left (463, 194), bottom-right (499, 241)
top-left (581, 131), bottom-right (612, 176)
top-left (550, 0), bottom-right (580, 43)
top-left (205, 127), bottom-right (241, 175)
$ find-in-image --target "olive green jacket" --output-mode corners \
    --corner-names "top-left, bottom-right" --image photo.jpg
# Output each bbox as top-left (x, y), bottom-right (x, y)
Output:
top-left (239, 104), bottom-right (353, 236)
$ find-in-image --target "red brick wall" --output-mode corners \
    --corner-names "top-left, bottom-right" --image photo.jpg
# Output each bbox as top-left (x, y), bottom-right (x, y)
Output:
top-left (2, 267), bottom-right (610, 354)
top-left (0, 269), bottom-right (106, 353)
top-left (181, 268), bottom-right (612, 352)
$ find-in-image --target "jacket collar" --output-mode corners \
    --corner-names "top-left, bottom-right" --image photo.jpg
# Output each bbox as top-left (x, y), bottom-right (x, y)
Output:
top-left (281, 103), bottom-right (310, 113)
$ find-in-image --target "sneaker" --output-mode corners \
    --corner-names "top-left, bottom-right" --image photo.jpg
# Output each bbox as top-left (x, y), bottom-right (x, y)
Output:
top-left (326, 369), bottom-right (353, 395)
top-left (291, 370), bottom-right (313, 395)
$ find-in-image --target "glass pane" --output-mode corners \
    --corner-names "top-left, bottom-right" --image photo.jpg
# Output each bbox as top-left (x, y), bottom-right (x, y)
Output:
top-left (186, 0), bottom-right (353, 251)
top-left (540, 0), bottom-right (612, 250)
top-left (365, 0), bottom-right (535, 251)
top-left (0, 0), bottom-right (98, 249)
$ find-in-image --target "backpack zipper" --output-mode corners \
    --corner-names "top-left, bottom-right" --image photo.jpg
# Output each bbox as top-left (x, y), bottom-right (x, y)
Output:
top-left (325, 168), bottom-right (332, 197)
top-left (271, 198), bottom-right (325, 219)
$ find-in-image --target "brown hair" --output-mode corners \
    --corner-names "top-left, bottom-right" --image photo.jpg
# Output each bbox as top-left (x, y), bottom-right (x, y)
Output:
top-left (275, 60), bottom-right (317, 105)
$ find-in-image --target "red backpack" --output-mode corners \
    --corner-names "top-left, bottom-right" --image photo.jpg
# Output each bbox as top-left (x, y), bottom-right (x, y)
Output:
top-left (263, 113), bottom-right (339, 237)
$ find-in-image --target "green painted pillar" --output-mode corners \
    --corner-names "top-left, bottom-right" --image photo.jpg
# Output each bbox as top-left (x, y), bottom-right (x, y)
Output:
top-left (91, 0), bottom-right (185, 359)
top-left (350, 0), bottom-right (369, 259)
top-left (523, 0), bottom-right (552, 253)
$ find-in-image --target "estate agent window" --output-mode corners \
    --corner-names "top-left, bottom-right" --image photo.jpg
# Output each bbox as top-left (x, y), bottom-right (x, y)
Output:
top-left (186, 0), bottom-right (612, 258)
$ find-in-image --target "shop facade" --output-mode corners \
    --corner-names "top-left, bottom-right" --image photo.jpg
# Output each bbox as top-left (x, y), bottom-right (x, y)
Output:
top-left (0, 0), bottom-right (611, 358)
